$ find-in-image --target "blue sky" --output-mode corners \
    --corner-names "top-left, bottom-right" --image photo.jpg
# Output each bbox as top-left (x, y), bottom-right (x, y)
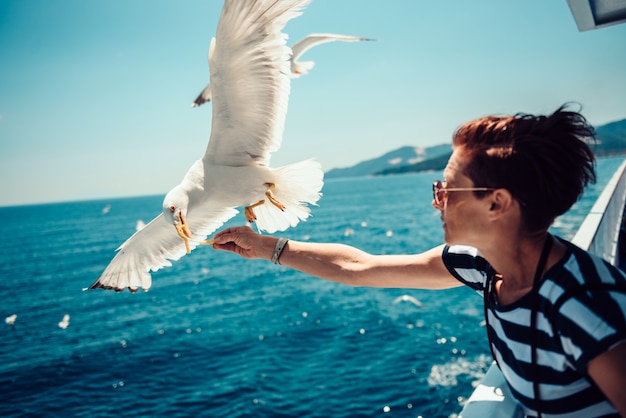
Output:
top-left (1, 0), bottom-right (625, 206)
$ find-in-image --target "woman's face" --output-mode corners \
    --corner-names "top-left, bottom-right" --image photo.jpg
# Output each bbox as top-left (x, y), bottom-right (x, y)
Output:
top-left (434, 149), bottom-right (492, 246)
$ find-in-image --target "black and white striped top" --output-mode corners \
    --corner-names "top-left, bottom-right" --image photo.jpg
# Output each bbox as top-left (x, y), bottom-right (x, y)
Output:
top-left (442, 237), bottom-right (626, 418)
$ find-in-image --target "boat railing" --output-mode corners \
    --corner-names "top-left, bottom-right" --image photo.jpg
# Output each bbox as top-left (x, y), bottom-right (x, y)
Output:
top-left (572, 158), bottom-right (626, 265)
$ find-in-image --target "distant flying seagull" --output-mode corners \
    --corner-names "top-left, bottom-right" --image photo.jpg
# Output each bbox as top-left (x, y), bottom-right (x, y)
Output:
top-left (88, 0), bottom-right (322, 292)
top-left (135, 219), bottom-right (146, 231)
top-left (392, 295), bottom-right (423, 308)
top-left (58, 314), bottom-right (70, 329)
top-left (290, 33), bottom-right (375, 77)
top-left (5, 314), bottom-right (17, 327)
top-left (192, 33), bottom-right (375, 107)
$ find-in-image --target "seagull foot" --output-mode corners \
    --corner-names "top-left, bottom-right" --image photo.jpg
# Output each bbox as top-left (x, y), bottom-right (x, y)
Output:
top-left (244, 199), bottom-right (265, 223)
top-left (265, 183), bottom-right (285, 211)
top-left (174, 212), bottom-right (192, 254)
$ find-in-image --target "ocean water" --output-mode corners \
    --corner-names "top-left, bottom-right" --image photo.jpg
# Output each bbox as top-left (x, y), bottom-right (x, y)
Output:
top-left (1, 156), bottom-right (624, 418)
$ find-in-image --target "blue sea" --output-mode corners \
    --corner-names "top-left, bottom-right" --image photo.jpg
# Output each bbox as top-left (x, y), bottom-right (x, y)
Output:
top-left (1, 156), bottom-right (624, 418)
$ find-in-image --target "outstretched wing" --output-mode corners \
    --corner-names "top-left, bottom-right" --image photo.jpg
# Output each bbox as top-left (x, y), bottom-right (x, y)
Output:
top-left (87, 206), bottom-right (238, 292)
top-left (204, 0), bottom-right (310, 167)
top-left (290, 33), bottom-right (375, 64)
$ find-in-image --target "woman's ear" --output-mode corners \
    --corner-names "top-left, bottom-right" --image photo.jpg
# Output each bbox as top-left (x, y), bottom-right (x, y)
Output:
top-left (488, 189), bottom-right (515, 217)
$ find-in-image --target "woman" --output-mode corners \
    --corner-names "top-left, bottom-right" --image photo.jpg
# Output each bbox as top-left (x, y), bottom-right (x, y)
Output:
top-left (212, 104), bottom-right (626, 417)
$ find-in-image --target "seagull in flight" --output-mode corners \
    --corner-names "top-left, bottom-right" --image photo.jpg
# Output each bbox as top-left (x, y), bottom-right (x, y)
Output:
top-left (88, 0), bottom-right (322, 293)
top-left (58, 314), bottom-right (70, 329)
top-left (5, 314), bottom-right (17, 327)
top-left (192, 33), bottom-right (375, 107)
top-left (393, 295), bottom-right (423, 308)
top-left (290, 33), bottom-right (376, 77)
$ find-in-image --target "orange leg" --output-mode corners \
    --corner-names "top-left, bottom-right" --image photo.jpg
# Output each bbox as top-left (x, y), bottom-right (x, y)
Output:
top-left (243, 184), bottom-right (286, 223)
top-left (244, 199), bottom-right (265, 223)
top-left (265, 183), bottom-right (285, 211)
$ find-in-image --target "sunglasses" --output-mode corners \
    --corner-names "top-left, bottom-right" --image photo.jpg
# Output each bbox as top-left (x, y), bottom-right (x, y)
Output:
top-left (432, 180), bottom-right (494, 205)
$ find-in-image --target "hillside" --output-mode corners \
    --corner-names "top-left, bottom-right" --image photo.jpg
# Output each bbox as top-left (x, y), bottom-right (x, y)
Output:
top-left (325, 118), bottom-right (626, 178)
top-left (594, 118), bottom-right (626, 156)
top-left (376, 152), bottom-right (452, 175)
top-left (325, 144), bottom-right (451, 179)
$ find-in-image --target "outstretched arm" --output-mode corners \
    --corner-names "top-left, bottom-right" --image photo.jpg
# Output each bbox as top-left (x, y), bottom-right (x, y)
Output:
top-left (212, 225), bottom-right (460, 289)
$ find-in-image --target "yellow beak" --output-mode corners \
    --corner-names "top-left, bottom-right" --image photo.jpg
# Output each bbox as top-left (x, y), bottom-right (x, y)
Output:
top-left (175, 211), bottom-right (192, 254)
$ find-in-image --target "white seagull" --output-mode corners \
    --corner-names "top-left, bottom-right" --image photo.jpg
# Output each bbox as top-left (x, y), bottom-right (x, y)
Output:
top-left (5, 314), bottom-right (17, 327)
top-left (58, 314), bottom-right (70, 329)
top-left (135, 219), bottom-right (146, 231)
top-left (192, 33), bottom-right (375, 107)
top-left (392, 294), bottom-right (423, 308)
top-left (88, 0), bottom-right (322, 293)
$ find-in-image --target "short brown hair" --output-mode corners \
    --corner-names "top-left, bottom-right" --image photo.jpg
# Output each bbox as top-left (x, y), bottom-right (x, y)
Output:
top-left (452, 103), bottom-right (596, 232)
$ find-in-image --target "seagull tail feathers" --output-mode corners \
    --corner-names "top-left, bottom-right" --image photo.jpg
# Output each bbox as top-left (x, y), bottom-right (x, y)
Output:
top-left (255, 159), bottom-right (324, 233)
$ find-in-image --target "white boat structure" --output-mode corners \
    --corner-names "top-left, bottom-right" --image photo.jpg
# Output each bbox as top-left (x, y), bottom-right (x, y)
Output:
top-left (459, 158), bottom-right (626, 417)
top-left (459, 2), bottom-right (626, 412)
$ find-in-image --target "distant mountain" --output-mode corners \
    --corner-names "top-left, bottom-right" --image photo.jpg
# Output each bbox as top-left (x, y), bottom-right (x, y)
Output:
top-left (325, 119), bottom-right (625, 178)
top-left (376, 152), bottom-right (452, 176)
top-left (325, 144), bottom-right (451, 179)
top-left (594, 118), bottom-right (626, 156)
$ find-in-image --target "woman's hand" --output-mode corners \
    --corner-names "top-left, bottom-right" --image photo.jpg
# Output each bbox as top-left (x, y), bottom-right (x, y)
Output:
top-left (212, 226), bottom-right (278, 261)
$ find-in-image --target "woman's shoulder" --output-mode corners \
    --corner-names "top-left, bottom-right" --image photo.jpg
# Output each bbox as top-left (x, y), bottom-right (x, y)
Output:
top-left (442, 245), bottom-right (490, 289)
top-left (542, 236), bottom-right (626, 305)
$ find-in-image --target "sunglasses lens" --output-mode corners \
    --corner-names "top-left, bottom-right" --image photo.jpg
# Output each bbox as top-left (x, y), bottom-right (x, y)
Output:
top-left (433, 180), bottom-right (443, 204)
